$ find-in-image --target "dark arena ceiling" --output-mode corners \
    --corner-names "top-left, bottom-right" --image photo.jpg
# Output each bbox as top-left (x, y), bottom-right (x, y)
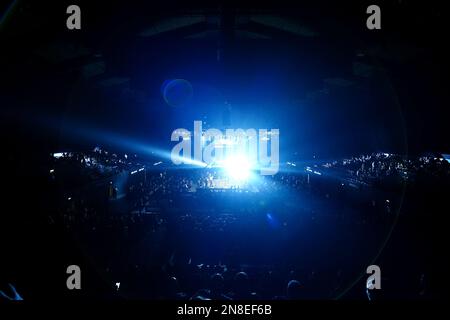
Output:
top-left (0, 1), bottom-right (447, 159)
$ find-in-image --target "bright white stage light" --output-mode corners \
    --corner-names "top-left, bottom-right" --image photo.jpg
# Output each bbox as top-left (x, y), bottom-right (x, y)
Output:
top-left (224, 155), bottom-right (251, 181)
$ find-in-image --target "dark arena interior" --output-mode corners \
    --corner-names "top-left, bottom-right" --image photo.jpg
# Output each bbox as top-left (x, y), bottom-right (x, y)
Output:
top-left (0, 0), bottom-right (449, 304)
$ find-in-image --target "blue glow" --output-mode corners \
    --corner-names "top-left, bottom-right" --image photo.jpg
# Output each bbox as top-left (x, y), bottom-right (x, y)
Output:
top-left (442, 154), bottom-right (450, 164)
top-left (223, 155), bottom-right (251, 181)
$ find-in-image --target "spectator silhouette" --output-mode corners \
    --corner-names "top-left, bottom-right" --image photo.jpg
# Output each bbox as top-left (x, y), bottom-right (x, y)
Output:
top-left (229, 272), bottom-right (258, 300)
top-left (287, 280), bottom-right (303, 300)
top-left (191, 273), bottom-right (232, 300)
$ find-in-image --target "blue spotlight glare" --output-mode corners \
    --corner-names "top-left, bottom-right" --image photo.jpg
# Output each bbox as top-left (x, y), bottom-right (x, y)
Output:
top-left (223, 155), bottom-right (251, 181)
